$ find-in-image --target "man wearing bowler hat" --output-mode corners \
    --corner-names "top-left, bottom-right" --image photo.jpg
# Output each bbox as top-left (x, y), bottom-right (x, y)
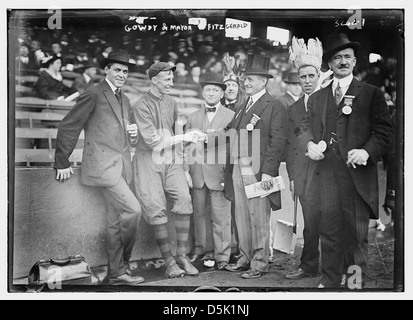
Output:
top-left (298, 33), bottom-right (393, 288)
top-left (277, 70), bottom-right (303, 110)
top-left (224, 54), bottom-right (288, 279)
top-left (184, 71), bottom-right (235, 270)
top-left (132, 61), bottom-right (205, 278)
top-left (54, 49), bottom-right (145, 286)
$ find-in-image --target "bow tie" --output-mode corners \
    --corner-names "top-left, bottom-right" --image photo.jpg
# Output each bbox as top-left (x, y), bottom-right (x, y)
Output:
top-left (205, 107), bottom-right (216, 113)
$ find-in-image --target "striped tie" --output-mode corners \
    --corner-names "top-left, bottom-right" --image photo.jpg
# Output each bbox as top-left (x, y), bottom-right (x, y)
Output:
top-left (334, 82), bottom-right (342, 105)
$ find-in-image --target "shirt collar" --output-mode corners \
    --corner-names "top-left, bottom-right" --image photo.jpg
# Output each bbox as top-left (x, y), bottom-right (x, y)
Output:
top-left (250, 88), bottom-right (266, 103)
top-left (287, 90), bottom-right (300, 101)
top-left (333, 74), bottom-right (353, 89)
top-left (225, 99), bottom-right (237, 105)
top-left (105, 78), bottom-right (118, 93)
top-left (205, 102), bottom-right (221, 112)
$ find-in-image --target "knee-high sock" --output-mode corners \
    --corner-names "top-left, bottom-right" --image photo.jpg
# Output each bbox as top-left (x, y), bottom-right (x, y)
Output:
top-left (174, 214), bottom-right (190, 256)
top-left (153, 223), bottom-right (173, 265)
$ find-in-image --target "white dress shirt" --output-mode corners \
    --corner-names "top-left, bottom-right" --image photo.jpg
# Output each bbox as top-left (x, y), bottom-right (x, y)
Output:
top-left (332, 74), bottom-right (353, 103)
top-left (246, 88), bottom-right (266, 113)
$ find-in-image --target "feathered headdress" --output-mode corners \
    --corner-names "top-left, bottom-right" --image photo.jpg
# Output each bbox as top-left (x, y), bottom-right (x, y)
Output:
top-left (289, 36), bottom-right (323, 72)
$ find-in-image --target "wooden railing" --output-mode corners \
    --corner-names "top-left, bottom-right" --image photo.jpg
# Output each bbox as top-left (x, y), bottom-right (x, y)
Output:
top-left (14, 77), bottom-right (204, 166)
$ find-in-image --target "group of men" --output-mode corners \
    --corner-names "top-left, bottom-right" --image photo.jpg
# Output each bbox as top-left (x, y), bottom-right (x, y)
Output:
top-left (54, 32), bottom-right (393, 289)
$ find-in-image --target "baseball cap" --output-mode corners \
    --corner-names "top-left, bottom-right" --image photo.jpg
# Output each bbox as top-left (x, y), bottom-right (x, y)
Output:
top-left (148, 62), bottom-right (176, 79)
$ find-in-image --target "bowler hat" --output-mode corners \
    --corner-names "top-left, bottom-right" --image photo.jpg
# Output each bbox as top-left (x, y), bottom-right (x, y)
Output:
top-left (283, 71), bottom-right (300, 84)
top-left (243, 54), bottom-right (273, 78)
top-left (323, 33), bottom-right (360, 62)
top-left (100, 49), bottom-right (136, 69)
top-left (148, 62), bottom-right (176, 79)
top-left (200, 72), bottom-right (227, 90)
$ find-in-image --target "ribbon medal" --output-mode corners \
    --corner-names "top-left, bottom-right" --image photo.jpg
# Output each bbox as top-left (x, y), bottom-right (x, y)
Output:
top-left (246, 113), bottom-right (261, 131)
top-left (342, 95), bottom-right (354, 115)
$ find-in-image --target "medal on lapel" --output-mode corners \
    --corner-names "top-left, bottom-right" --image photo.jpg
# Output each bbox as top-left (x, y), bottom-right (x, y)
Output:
top-left (342, 95), bottom-right (355, 115)
top-left (246, 113), bottom-right (261, 131)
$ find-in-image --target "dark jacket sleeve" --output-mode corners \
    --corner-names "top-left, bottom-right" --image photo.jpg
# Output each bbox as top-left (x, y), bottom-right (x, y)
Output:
top-left (54, 90), bottom-right (97, 169)
top-left (261, 100), bottom-right (288, 177)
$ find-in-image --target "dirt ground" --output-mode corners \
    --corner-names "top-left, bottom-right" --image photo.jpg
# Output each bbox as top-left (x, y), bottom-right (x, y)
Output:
top-left (16, 223), bottom-right (397, 294)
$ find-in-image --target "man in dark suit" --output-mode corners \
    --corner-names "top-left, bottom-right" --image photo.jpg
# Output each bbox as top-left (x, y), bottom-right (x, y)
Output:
top-left (71, 62), bottom-right (98, 95)
top-left (185, 72), bottom-right (235, 270)
top-left (224, 54), bottom-right (288, 279)
top-left (298, 33), bottom-right (393, 288)
top-left (277, 71), bottom-right (302, 110)
top-left (285, 36), bottom-right (323, 280)
top-left (54, 49), bottom-right (145, 286)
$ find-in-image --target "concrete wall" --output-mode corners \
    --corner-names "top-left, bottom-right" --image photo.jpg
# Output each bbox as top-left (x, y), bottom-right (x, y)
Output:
top-left (12, 162), bottom-right (388, 279)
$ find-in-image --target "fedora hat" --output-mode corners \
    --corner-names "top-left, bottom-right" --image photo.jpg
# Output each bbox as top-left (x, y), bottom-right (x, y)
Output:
top-left (243, 54), bottom-right (273, 78)
top-left (100, 49), bottom-right (136, 69)
top-left (283, 71), bottom-right (300, 84)
top-left (200, 71), bottom-right (227, 90)
top-left (323, 33), bottom-right (360, 62)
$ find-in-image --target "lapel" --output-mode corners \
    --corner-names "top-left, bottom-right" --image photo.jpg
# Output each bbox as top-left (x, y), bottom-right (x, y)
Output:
top-left (336, 78), bottom-right (363, 118)
top-left (101, 80), bottom-right (124, 126)
top-left (233, 99), bottom-right (247, 130)
top-left (320, 83), bottom-right (332, 133)
top-left (210, 105), bottom-right (226, 130)
top-left (241, 92), bottom-right (272, 128)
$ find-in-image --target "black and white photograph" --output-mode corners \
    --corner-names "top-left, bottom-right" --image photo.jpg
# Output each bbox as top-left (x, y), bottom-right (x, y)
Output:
top-left (3, 1), bottom-right (408, 302)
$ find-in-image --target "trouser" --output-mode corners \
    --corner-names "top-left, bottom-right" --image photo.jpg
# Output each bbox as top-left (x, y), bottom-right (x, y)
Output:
top-left (298, 187), bottom-right (321, 274)
top-left (192, 185), bottom-right (232, 263)
top-left (318, 154), bottom-right (370, 287)
top-left (232, 164), bottom-right (271, 272)
top-left (100, 176), bottom-right (141, 278)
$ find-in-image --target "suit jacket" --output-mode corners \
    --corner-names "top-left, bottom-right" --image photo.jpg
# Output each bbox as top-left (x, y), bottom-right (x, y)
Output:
top-left (185, 105), bottom-right (235, 191)
top-left (224, 91), bottom-right (288, 210)
top-left (277, 92), bottom-right (297, 110)
top-left (71, 74), bottom-right (95, 95)
top-left (298, 78), bottom-right (393, 218)
top-left (55, 80), bottom-right (133, 187)
top-left (286, 96), bottom-right (312, 198)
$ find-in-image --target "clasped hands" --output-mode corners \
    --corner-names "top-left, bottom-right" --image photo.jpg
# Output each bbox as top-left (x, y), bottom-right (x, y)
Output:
top-left (183, 129), bottom-right (207, 143)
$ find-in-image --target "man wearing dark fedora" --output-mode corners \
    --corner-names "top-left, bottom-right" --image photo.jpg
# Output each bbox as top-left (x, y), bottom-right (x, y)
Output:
top-left (132, 61), bottom-right (205, 278)
top-left (70, 61), bottom-right (98, 95)
top-left (184, 71), bottom-right (235, 270)
top-left (277, 70), bottom-right (303, 110)
top-left (54, 49), bottom-right (145, 286)
top-left (298, 33), bottom-right (393, 288)
top-left (224, 54), bottom-right (288, 279)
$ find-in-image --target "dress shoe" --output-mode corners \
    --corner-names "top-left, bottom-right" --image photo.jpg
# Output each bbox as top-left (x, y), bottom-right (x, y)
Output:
top-left (200, 253), bottom-right (214, 261)
top-left (240, 268), bottom-right (265, 279)
top-left (285, 268), bottom-right (317, 280)
top-left (217, 261), bottom-right (228, 270)
top-left (176, 255), bottom-right (199, 276)
top-left (224, 262), bottom-right (249, 272)
top-left (104, 273), bottom-right (144, 286)
top-left (188, 254), bottom-right (200, 263)
top-left (165, 259), bottom-right (185, 278)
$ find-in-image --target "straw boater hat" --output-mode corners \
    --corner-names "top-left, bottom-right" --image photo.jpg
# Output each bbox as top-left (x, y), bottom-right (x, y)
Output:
top-left (289, 36), bottom-right (323, 73)
top-left (100, 49), bottom-right (136, 69)
top-left (200, 71), bottom-right (227, 90)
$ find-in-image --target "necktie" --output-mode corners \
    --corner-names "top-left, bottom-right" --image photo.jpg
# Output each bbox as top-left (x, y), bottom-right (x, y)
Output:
top-left (334, 82), bottom-right (342, 105)
top-left (205, 107), bottom-right (216, 113)
top-left (115, 88), bottom-right (122, 106)
top-left (245, 97), bottom-right (254, 113)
